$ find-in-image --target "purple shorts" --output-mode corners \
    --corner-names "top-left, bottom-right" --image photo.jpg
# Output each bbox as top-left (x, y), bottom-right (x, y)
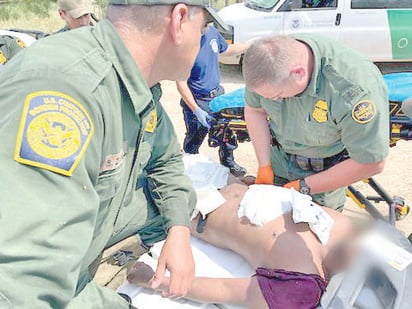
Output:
top-left (256, 268), bottom-right (327, 309)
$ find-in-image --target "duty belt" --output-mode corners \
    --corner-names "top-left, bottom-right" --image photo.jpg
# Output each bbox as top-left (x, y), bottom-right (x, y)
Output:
top-left (290, 149), bottom-right (349, 172)
top-left (209, 88), bottom-right (219, 98)
top-left (195, 87), bottom-right (221, 99)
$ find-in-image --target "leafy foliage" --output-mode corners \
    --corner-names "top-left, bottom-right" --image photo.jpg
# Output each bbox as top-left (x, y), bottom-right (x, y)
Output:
top-left (0, 0), bottom-right (55, 21)
top-left (0, 0), bottom-right (109, 21)
top-left (0, 0), bottom-right (240, 21)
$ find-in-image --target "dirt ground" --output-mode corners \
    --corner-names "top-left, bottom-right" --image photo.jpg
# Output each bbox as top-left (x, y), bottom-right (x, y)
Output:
top-left (95, 63), bottom-right (412, 292)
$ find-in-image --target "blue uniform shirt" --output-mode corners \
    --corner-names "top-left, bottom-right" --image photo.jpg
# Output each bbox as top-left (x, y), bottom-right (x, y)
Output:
top-left (188, 26), bottom-right (228, 96)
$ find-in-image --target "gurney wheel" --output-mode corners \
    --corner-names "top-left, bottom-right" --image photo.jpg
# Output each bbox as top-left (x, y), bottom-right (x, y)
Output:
top-left (395, 203), bottom-right (410, 221)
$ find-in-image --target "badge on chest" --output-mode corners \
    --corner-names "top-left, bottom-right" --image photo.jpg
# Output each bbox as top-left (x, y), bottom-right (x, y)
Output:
top-left (312, 100), bottom-right (328, 123)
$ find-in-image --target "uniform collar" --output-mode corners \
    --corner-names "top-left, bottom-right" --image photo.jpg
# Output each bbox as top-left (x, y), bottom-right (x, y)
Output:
top-left (295, 37), bottom-right (323, 98)
top-left (93, 19), bottom-right (153, 116)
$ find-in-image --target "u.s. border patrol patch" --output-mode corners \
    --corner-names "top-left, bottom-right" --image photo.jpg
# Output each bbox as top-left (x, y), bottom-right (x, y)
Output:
top-left (14, 91), bottom-right (94, 176)
top-left (352, 100), bottom-right (377, 124)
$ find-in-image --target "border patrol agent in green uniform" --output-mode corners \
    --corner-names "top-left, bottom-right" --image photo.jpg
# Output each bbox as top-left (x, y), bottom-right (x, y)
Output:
top-left (243, 34), bottom-right (389, 211)
top-left (0, 0), bottom-right (222, 307)
top-left (55, 0), bottom-right (94, 33)
top-left (0, 35), bottom-right (26, 66)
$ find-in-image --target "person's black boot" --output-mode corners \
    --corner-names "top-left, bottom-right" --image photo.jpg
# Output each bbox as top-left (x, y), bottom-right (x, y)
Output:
top-left (226, 161), bottom-right (247, 177)
top-left (219, 148), bottom-right (247, 177)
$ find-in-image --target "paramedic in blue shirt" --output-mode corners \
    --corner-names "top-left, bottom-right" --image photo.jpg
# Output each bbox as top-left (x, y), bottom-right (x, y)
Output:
top-left (177, 25), bottom-right (251, 177)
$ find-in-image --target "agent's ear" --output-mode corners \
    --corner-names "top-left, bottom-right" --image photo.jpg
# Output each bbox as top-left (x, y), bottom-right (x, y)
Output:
top-left (58, 9), bottom-right (65, 20)
top-left (290, 65), bottom-right (306, 81)
top-left (169, 4), bottom-right (190, 46)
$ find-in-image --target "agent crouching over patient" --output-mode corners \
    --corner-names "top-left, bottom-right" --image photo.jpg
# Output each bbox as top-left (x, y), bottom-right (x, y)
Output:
top-left (243, 35), bottom-right (389, 211)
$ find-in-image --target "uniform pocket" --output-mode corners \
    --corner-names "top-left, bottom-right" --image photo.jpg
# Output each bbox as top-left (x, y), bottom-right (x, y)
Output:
top-left (95, 164), bottom-right (125, 202)
top-left (302, 121), bottom-right (340, 146)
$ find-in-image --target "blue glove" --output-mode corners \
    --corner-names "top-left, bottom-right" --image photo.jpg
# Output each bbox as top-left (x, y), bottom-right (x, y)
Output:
top-left (194, 107), bottom-right (213, 129)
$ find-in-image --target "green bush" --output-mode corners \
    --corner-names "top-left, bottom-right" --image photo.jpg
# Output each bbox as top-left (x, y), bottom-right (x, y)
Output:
top-left (0, 0), bottom-right (242, 31)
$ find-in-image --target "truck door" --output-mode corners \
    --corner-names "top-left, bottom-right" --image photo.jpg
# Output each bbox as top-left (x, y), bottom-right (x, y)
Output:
top-left (339, 0), bottom-right (412, 62)
top-left (339, 0), bottom-right (390, 62)
top-left (278, 0), bottom-right (342, 39)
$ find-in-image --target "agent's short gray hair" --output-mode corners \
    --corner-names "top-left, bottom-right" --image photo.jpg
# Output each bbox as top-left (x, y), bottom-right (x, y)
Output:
top-left (107, 4), bottom-right (202, 33)
top-left (243, 36), bottom-right (298, 91)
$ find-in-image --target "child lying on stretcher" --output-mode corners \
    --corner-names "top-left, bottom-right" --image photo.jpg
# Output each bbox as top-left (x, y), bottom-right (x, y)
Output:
top-left (128, 181), bottom-right (356, 309)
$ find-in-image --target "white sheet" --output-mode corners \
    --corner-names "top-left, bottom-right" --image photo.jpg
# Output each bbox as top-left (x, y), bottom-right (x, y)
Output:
top-left (239, 185), bottom-right (333, 245)
top-left (183, 154), bottom-right (229, 190)
top-left (117, 237), bottom-right (254, 309)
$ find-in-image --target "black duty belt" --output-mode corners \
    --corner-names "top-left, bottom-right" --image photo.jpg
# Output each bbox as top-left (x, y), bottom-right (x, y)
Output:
top-left (195, 87), bottom-right (220, 99)
top-left (289, 149), bottom-right (349, 172)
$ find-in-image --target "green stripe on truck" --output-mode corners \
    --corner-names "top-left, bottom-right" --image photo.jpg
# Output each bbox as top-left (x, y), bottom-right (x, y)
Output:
top-left (387, 10), bottom-right (412, 60)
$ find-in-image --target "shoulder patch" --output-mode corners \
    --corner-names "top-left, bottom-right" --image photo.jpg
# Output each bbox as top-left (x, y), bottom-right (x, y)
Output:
top-left (312, 100), bottom-right (328, 123)
top-left (352, 100), bottom-right (376, 124)
top-left (0, 51), bottom-right (6, 64)
top-left (14, 91), bottom-right (94, 176)
top-left (15, 39), bottom-right (26, 49)
top-left (145, 110), bottom-right (157, 133)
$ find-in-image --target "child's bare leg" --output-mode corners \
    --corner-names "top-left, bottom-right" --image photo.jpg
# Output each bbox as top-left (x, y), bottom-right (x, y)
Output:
top-left (128, 262), bottom-right (268, 308)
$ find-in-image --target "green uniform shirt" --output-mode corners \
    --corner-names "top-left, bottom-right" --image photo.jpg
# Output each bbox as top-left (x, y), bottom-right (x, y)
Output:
top-left (245, 34), bottom-right (389, 164)
top-left (0, 19), bottom-right (194, 308)
top-left (0, 35), bottom-right (26, 65)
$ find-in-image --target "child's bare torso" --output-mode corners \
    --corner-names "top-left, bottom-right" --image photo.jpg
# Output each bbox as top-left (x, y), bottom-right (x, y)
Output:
top-left (192, 183), bottom-right (350, 278)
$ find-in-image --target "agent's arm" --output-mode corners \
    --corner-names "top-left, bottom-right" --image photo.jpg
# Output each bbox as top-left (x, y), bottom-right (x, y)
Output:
top-left (145, 101), bottom-right (196, 298)
top-left (176, 80), bottom-right (212, 128)
top-left (221, 40), bottom-right (252, 57)
top-left (176, 80), bottom-right (198, 112)
top-left (245, 104), bottom-right (274, 184)
top-left (0, 76), bottom-right (130, 308)
top-left (302, 159), bottom-right (385, 194)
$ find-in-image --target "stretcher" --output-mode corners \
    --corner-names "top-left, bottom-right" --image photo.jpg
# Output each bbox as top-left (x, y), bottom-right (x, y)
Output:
top-left (117, 155), bottom-right (412, 309)
top-left (117, 236), bottom-right (253, 309)
top-left (207, 73), bottom-right (412, 224)
top-left (118, 226), bottom-right (412, 309)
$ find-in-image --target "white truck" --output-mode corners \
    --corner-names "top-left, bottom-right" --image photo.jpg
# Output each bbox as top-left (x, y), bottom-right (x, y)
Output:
top-left (218, 0), bottom-right (412, 71)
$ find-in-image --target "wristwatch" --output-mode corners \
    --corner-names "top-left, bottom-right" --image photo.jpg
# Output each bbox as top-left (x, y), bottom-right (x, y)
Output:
top-left (299, 179), bottom-right (311, 195)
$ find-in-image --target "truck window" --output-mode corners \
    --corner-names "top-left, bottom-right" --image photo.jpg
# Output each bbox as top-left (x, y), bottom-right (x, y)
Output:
top-left (279, 0), bottom-right (337, 12)
top-left (244, 0), bottom-right (281, 12)
top-left (302, 0), bottom-right (337, 8)
top-left (351, 0), bottom-right (412, 9)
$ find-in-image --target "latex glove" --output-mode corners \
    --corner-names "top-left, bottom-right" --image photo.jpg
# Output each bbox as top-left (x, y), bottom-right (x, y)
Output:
top-left (255, 164), bottom-right (274, 185)
top-left (151, 226), bottom-right (194, 298)
top-left (283, 179), bottom-right (300, 190)
top-left (194, 107), bottom-right (213, 128)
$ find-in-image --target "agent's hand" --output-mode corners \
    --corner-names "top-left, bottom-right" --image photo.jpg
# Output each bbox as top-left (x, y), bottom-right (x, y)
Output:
top-left (194, 107), bottom-right (213, 128)
top-left (255, 164), bottom-right (274, 185)
top-left (283, 180), bottom-right (299, 190)
top-left (151, 226), bottom-right (194, 299)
